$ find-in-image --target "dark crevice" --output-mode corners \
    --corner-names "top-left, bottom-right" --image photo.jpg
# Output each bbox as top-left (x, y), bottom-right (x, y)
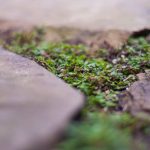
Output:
top-left (131, 29), bottom-right (150, 38)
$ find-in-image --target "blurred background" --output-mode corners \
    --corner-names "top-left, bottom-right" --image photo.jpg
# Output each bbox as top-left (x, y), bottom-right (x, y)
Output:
top-left (0, 0), bottom-right (150, 30)
top-left (0, 1), bottom-right (150, 150)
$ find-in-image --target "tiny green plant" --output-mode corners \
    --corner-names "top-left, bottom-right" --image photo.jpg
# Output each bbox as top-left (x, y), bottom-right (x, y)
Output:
top-left (2, 29), bottom-right (150, 150)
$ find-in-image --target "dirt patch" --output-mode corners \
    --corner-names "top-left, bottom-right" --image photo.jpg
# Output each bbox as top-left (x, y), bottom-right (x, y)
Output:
top-left (0, 21), bottom-right (131, 50)
top-left (64, 30), bottom-right (130, 50)
top-left (0, 20), bottom-right (33, 42)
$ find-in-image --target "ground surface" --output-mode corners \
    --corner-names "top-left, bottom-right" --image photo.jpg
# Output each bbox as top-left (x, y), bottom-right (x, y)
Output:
top-left (0, 1), bottom-right (150, 149)
top-left (0, 28), bottom-right (149, 150)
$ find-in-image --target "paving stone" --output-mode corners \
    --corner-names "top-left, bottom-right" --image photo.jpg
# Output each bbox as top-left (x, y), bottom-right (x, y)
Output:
top-left (0, 47), bottom-right (84, 150)
top-left (0, 0), bottom-right (150, 31)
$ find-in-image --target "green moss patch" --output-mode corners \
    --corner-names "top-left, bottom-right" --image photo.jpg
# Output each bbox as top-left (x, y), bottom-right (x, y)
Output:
top-left (1, 28), bottom-right (150, 150)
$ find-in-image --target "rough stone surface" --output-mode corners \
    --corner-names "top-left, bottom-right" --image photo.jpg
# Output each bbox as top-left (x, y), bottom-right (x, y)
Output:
top-left (0, 0), bottom-right (150, 31)
top-left (119, 71), bottom-right (150, 120)
top-left (0, 47), bottom-right (84, 150)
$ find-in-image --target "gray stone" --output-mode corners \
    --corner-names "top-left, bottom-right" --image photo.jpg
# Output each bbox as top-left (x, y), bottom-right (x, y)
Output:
top-left (119, 72), bottom-right (150, 120)
top-left (0, 47), bottom-right (84, 150)
top-left (0, 0), bottom-right (150, 31)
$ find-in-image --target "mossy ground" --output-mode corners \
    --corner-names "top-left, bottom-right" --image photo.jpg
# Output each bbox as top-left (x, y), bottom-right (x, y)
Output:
top-left (1, 28), bottom-right (150, 150)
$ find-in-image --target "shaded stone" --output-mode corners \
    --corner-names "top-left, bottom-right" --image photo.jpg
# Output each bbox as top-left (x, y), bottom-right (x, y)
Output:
top-left (119, 71), bottom-right (150, 120)
top-left (0, 47), bottom-right (84, 150)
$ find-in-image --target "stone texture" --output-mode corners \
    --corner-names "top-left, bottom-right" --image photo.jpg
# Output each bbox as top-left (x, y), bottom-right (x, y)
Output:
top-left (0, 47), bottom-right (84, 150)
top-left (119, 71), bottom-right (150, 120)
top-left (0, 0), bottom-right (150, 31)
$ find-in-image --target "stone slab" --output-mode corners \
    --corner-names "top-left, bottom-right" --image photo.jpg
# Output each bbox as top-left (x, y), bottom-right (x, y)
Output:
top-left (0, 47), bottom-right (84, 150)
top-left (0, 0), bottom-right (150, 31)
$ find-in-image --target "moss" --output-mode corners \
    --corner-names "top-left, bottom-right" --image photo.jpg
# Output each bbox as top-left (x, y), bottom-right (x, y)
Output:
top-left (1, 29), bottom-right (150, 150)
top-left (59, 113), bottom-right (134, 150)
